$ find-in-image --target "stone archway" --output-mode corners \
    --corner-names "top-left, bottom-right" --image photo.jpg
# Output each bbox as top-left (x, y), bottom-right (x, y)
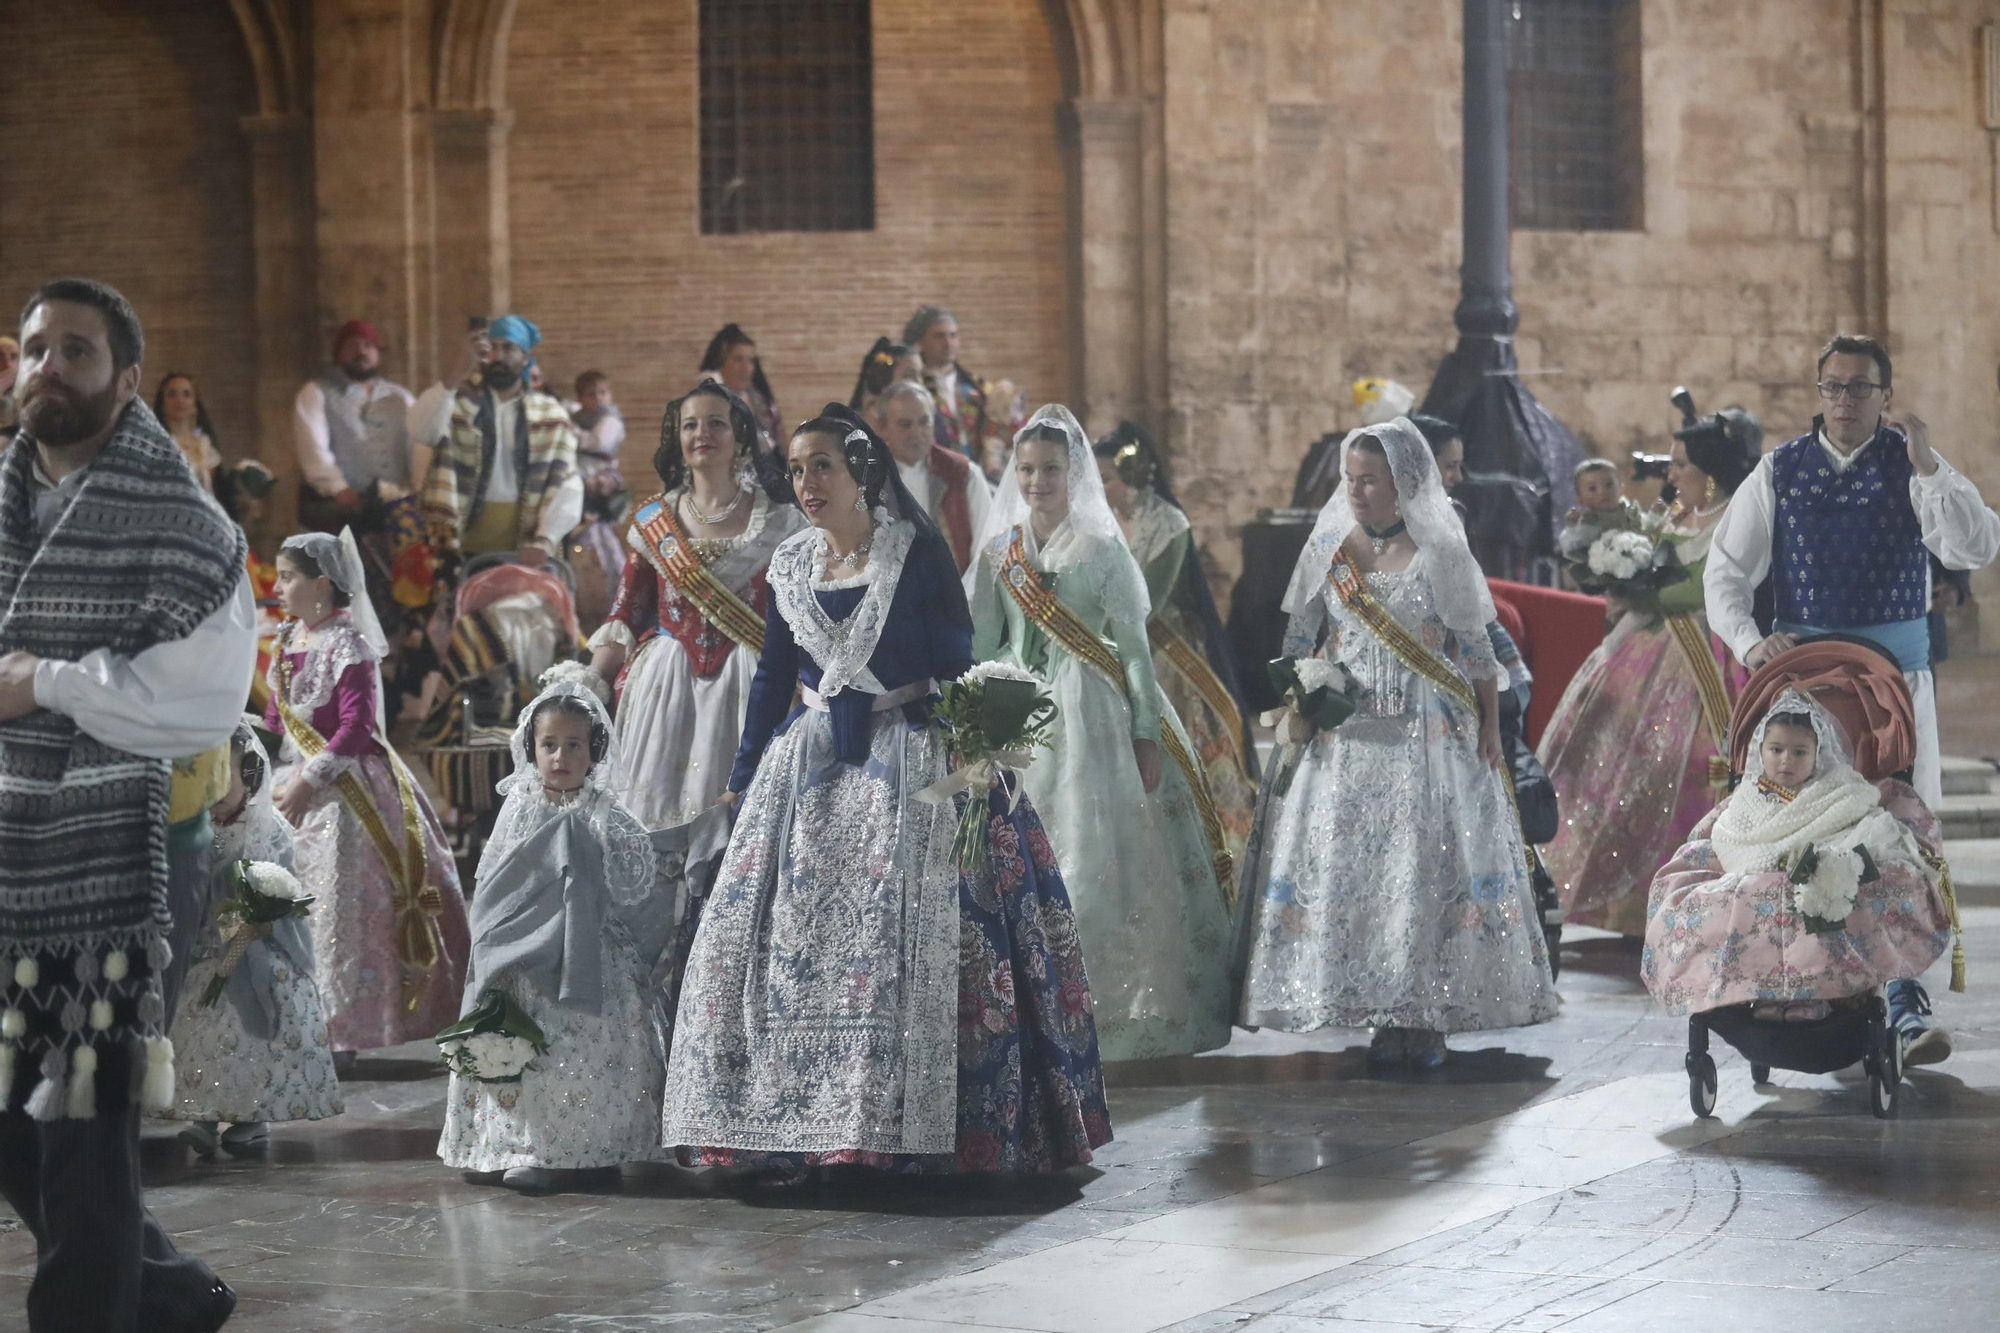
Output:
top-left (1042, 0), bottom-right (1167, 438)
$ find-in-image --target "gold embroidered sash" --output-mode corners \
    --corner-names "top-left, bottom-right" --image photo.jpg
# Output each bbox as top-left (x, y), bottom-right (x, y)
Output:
top-left (1148, 620), bottom-right (1249, 768)
top-left (275, 651), bottom-right (445, 1013)
top-left (1327, 558), bottom-right (1535, 878)
top-left (637, 496), bottom-right (766, 654)
top-left (998, 529), bottom-right (1236, 905)
top-left (1664, 614), bottom-right (1735, 793)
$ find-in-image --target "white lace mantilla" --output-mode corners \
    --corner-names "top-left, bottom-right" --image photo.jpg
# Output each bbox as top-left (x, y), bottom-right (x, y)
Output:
top-left (768, 511), bottom-right (913, 700)
top-left (1122, 490), bottom-right (1190, 569)
top-left (270, 615), bottom-right (377, 713)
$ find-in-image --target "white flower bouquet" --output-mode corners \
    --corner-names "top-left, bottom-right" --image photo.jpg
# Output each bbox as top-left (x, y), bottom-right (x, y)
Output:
top-left (917, 664), bottom-right (1058, 874)
top-left (1562, 521), bottom-right (1686, 603)
top-left (435, 988), bottom-right (549, 1084)
top-left (1261, 656), bottom-right (1359, 796)
top-left (198, 860), bottom-right (314, 1009)
top-left (1788, 842), bottom-right (1881, 935)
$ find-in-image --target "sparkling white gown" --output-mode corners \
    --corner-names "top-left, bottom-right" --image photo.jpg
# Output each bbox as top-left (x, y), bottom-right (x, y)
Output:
top-left (1238, 552), bottom-right (1560, 1034)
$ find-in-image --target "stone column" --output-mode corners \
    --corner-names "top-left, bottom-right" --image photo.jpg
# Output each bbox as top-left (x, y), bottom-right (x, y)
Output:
top-left (431, 107), bottom-right (513, 369)
top-left (1071, 98), bottom-right (1148, 435)
top-left (240, 112), bottom-right (319, 538)
top-left (311, 0), bottom-right (431, 387)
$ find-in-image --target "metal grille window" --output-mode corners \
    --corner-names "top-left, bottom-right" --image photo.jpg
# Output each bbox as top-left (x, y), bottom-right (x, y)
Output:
top-left (1507, 0), bottom-right (1644, 231)
top-left (699, 0), bottom-right (875, 235)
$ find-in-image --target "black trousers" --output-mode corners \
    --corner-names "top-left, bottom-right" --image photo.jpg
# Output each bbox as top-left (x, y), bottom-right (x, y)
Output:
top-left (0, 1102), bottom-right (219, 1332)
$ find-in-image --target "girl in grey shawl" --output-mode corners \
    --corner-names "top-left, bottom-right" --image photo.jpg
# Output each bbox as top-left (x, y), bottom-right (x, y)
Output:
top-left (437, 677), bottom-right (666, 1193)
top-left (157, 720), bottom-right (344, 1155)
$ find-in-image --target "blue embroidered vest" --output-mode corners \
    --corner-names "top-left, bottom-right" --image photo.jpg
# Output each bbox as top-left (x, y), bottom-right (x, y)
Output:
top-left (1770, 425), bottom-right (1927, 628)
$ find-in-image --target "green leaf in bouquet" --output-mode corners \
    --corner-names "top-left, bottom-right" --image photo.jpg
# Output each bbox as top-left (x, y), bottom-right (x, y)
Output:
top-left (979, 676), bottom-right (1043, 742)
top-left (1266, 657), bottom-right (1304, 704)
top-left (1301, 683), bottom-right (1355, 732)
top-left (435, 987), bottom-right (549, 1054)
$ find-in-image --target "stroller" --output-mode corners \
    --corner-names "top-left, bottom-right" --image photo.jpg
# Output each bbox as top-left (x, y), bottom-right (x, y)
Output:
top-left (1682, 636), bottom-right (1965, 1121)
top-left (412, 552), bottom-right (585, 869)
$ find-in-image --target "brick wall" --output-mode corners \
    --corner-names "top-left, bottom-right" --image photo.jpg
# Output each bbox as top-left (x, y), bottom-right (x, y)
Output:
top-left (0, 0), bottom-right (257, 460)
top-left (505, 0), bottom-right (1075, 485)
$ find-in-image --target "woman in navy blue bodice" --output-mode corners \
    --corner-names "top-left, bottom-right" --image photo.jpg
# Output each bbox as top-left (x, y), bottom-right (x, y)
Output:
top-left (660, 403), bottom-right (1110, 1181)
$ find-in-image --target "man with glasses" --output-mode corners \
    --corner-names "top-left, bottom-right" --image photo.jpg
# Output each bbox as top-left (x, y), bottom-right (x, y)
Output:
top-left (1706, 333), bottom-right (1999, 1067)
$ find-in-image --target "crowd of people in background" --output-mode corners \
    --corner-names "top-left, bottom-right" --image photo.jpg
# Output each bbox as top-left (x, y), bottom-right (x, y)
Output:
top-left (0, 274), bottom-right (1994, 1332)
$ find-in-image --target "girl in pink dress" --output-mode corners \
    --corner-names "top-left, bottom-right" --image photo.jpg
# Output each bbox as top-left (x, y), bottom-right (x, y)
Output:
top-left (1644, 689), bottom-right (1951, 1017)
top-left (268, 530), bottom-right (470, 1054)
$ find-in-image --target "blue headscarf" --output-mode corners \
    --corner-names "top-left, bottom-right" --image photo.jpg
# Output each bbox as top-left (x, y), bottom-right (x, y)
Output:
top-left (487, 314), bottom-right (542, 366)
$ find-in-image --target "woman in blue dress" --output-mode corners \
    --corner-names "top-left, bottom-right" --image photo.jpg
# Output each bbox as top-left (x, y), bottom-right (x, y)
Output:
top-left (660, 403), bottom-right (1111, 1180)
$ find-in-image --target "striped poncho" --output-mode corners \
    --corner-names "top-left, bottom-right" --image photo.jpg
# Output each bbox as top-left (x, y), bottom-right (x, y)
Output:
top-left (0, 399), bottom-right (246, 1117)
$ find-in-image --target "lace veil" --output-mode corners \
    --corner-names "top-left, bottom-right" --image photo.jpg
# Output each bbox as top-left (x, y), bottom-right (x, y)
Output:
top-left (969, 403), bottom-right (1151, 628)
top-left (212, 717), bottom-right (295, 871)
top-left (480, 676), bottom-right (654, 912)
top-left (1742, 688), bottom-right (1855, 786)
top-left (1280, 417), bottom-right (1495, 636)
top-left (279, 527), bottom-right (388, 657)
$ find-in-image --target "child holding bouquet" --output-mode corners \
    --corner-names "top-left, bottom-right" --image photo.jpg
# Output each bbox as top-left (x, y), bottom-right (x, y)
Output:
top-left (159, 721), bottom-right (343, 1156)
top-left (1644, 690), bottom-right (1952, 1024)
top-left (438, 677), bottom-right (667, 1193)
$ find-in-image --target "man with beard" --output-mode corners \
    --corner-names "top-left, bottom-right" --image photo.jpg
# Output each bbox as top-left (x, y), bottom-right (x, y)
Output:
top-left (872, 379), bottom-right (991, 573)
top-left (421, 313), bottom-right (580, 568)
top-left (0, 278), bottom-right (253, 1332)
top-left (291, 318), bottom-right (416, 531)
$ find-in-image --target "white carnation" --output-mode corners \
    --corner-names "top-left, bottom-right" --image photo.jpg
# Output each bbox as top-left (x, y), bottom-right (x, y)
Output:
top-left (960, 662), bottom-right (1044, 688)
top-left (1294, 659), bottom-right (1356, 698)
top-left (244, 861), bottom-right (305, 901)
top-left (1797, 845), bottom-right (1862, 923)
top-left (460, 1031), bottom-right (538, 1080)
top-left (1587, 530), bottom-right (1653, 581)
top-left (1558, 524), bottom-right (1600, 561)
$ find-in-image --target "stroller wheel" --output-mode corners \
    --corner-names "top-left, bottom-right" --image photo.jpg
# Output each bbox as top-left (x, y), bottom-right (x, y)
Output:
top-left (1870, 1025), bottom-right (1901, 1120)
top-left (1750, 1063), bottom-right (1771, 1086)
top-left (1686, 1051), bottom-right (1718, 1119)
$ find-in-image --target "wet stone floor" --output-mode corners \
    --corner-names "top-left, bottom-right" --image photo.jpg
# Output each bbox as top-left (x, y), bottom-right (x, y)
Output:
top-left (3, 917), bottom-right (1998, 1332)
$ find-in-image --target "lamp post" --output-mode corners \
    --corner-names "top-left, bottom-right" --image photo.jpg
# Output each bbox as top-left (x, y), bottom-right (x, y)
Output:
top-left (1421, 0), bottom-right (1586, 583)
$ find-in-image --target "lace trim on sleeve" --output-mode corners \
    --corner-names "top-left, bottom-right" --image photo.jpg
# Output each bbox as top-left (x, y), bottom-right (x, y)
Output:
top-left (586, 618), bottom-right (636, 653)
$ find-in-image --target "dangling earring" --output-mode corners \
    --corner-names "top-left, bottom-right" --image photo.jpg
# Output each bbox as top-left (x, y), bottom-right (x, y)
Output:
top-left (1703, 476), bottom-right (1717, 505)
top-left (854, 492), bottom-right (868, 513)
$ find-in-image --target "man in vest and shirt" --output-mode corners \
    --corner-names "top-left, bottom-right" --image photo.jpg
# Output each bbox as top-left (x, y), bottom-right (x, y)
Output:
top-left (873, 379), bottom-right (992, 575)
top-left (1706, 333), bottom-right (2000, 1068)
top-left (421, 314), bottom-right (581, 570)
top-left (0, 278), bottom-right (253, 1333)
top-left (904, 304), bottom-right (1004, 478)
top-left (292, 318), bottom-right (415, 531)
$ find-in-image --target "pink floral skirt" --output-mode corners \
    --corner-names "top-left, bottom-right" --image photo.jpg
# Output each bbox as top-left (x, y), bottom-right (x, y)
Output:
top-left (1642, 781), bottom-right (1951, 1015)
top-left (1539, 616), bottom-right (1748, 930)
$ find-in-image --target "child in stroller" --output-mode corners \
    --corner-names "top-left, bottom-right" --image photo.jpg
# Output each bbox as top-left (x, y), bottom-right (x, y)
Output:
top-left (1643, 639), bottom-right (1959, 1118)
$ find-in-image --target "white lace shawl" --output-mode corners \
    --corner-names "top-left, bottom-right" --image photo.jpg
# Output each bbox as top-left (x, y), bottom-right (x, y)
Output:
top-left (270, 614), bottom-right (377, 713)
top-left (1709, 690), bottom-right (1920, 875)
top-left (767, 507), bottom-right (915, 699)
top-left (1122, 488), bottom-right (1190, 570)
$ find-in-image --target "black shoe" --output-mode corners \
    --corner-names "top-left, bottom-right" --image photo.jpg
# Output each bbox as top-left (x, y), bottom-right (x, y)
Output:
top-left (186, 1278), bottom-right (236, 1333)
